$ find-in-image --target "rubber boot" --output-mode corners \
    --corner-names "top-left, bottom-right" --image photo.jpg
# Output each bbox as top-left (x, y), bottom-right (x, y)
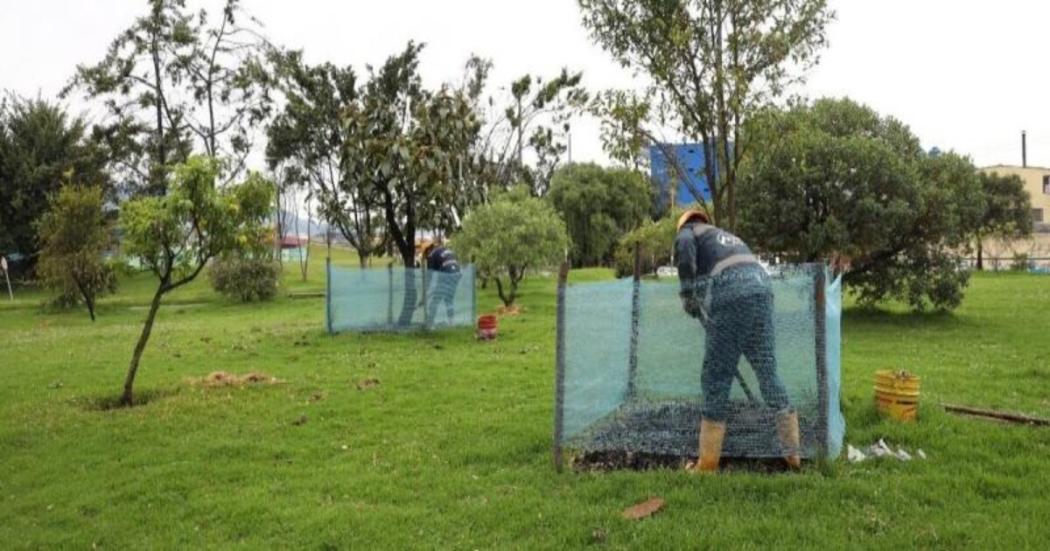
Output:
top-left (692, 418), bottom-right (726, 473)
top-left (777, 408), bottom-right (801, 470)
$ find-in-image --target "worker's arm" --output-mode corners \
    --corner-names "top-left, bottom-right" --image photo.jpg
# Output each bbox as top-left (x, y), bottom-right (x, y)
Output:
top-left (675, 231), bottom-right (707, 322)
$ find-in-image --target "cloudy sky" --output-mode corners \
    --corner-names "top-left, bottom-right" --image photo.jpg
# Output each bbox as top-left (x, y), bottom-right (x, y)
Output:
top-left (2, 0), bottom-right (1048, 168)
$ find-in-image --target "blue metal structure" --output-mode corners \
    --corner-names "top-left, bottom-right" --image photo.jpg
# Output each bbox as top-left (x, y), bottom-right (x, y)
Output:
top-left (649, 143), bottom-right (713, 209)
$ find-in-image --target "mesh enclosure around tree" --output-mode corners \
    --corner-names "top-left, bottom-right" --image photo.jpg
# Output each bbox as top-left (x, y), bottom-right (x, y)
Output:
top-left (553, 263), bottom-right (844, 469)
top-left (326, 260), bottom-right (476, 333)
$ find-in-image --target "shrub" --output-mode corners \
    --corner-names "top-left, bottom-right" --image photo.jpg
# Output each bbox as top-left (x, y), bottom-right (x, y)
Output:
top-left (209, 256), bottom-right (281, 302)
top-left (1011, 253), bottom-right (1030, 272)
top-left (613, 212), bottom-right (681, 277)
top-left (35, 184), bottom-right (115, 320)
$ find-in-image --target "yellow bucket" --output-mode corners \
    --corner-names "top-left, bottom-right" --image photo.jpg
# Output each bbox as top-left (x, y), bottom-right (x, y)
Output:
top-left (874, 370), bottom-right (920, 422)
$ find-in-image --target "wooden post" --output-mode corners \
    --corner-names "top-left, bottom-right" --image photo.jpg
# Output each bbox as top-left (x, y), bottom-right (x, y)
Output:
top-left (553, 261), bottom-right (571, 472)
top-left (387, 262), bottom-right (394, 326)
top-left (325, 256), bottom-right (333, 334)
top-left (621, 242), bottom-right (638, 400)
top-left (625, 243), bottom-right (643, 401)
top-left (814, 265), bottom-right (829, 458)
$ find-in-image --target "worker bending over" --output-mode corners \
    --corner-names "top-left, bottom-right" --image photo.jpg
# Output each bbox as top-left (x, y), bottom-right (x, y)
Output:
top-left (421, 241), bottom-right (462, 327)
top-left (674, 209), bottom-right (800, 472)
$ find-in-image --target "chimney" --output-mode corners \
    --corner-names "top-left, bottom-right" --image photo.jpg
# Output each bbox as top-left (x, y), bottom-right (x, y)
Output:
top-left (1022, 130), bottom-right (1028, 168)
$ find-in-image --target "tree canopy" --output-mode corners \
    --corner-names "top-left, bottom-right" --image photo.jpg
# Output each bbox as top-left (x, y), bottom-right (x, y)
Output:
top-left (548, 163), bottom-right (652, 267)
top-left (454, 191), bottom-right (568, 306)
top-left (974, 171), bottom-right (1032, 269)
top-left (738, 98), bottom-right (985, 311)
top-left (0, 96), bottom-right (109, 270)
top-left (580, 0), bottom-right (833, 229)
top-left (266, 50), bottom-right (382, 267)
top-left (64, 0), bottom-right (273, 193)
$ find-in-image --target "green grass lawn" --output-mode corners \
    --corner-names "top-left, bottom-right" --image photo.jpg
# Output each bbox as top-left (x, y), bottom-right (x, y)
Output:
top-left (2, 261), bottom-right (1050, 549)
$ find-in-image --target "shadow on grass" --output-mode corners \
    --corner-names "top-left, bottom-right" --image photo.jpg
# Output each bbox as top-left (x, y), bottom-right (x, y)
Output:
top-left (843, 305), bottom-right (966, 329)
top-left (77, 387), bottom-right (181, 412)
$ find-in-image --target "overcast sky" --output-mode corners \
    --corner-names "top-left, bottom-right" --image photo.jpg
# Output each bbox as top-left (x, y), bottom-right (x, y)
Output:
top-left (2, 0), bottom-right (1048, 169)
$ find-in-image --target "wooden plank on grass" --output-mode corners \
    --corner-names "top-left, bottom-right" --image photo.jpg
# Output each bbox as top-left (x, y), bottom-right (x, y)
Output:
top-left (943, 404), bottom-right (1050, 426)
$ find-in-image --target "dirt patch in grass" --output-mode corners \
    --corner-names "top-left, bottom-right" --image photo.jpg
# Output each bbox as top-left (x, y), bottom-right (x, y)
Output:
top-left (190, 371), bottom-right (285, 387)
top-left (355, 378), bottom-right (381, 390)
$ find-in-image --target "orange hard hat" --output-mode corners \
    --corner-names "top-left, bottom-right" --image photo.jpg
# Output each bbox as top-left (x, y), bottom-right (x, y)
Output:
top-left (419, 240), bottom-right (440, 257)
top-left (676, 209), bottom-right (711, 232)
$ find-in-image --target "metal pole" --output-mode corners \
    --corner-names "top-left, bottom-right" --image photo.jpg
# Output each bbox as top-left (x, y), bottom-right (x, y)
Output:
top-left (470, 263), bottom-right (477, 323)
top-left (625, 243), bottom-right (642, 401)
top-left (553, 261), bottom-right (571, 472)
top-left (325, 256), bottom-right (333, 334)
top-left (387, 262), bottom-right (394, 326)
top-left (814, 265), bottom-right (829, 458)
top-left (1, 257), bottom-right (10, 301)
top-left (421, 262), bottom-right (429, 329)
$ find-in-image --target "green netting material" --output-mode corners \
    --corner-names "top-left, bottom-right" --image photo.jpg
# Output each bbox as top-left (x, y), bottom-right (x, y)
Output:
top-left (555, 264), bottom-right (844, 462)
top-left (326, 264), bottom-right (476, 333)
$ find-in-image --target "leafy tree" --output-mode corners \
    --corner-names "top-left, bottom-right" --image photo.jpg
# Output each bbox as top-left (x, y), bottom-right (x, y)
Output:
top-left (359, 42), bottom-right (480, 273)
top-left (470, 63), bottom-right (589, 198)
top-left (64, 0), bottom-right (273, 193)
top-left (119, 156), bottom-right (272, 405)
top-left (172, 0), bottom-right (275, 179)
top-left (612, 211), bottom-right (680, 277)
top-left (548, 163), bottom-right (651, 266)
top-left (35, 185), bottom-right (115, 320)
top-left (579, 0), bottom-right (833, 229)
top-left (738, 98), bottom-right (985, 311)
top-left (592, 89), bottom-right (652, 171)
top-left (267, 50), bottom-right (381, 268)
top-left (0, 96), bottom-right (109, 271)
top-left (63, 0), bottom-right (196, 194)
top-left (454, 193), bottom-right (568, 307)
top-left (974, 171), bottom-right (1032, 270)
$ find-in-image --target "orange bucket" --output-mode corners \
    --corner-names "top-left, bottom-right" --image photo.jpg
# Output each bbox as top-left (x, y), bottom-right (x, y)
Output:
top-left (874, 370), bottom-right (920, 422)
top-left (477, 314), bottom-right (498, 340)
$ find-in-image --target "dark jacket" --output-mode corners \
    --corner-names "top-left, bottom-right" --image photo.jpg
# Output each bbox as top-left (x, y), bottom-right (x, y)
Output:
top-left (675, 222), bottom-right (761, 302)
top-left (426, 246), bottom-right (460, 274)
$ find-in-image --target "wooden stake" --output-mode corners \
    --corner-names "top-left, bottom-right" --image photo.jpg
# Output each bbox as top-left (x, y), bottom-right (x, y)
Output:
top-left (943, 404), bottom-right (1050, 426)
top-left (553, 261), bottom-right (571, 472)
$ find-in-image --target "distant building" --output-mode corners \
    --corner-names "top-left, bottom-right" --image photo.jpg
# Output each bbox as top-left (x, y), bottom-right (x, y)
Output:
top-left (278, 234), bottom-right (308, 263)
top-left (649, 144), bottom-right (713, 213)
top-left (978, 165), bottom-right (1050, 269)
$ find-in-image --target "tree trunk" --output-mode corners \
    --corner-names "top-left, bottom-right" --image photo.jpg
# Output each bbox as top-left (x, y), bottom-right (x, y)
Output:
top-left (300, 191), bottom-right (313, 282)
top-left (976, 238), bottom-right (984, 271)
top-left (494, 276), bottom-right (512, 307)
top-left (85, 294), bottom-right (96, 322)
top-left (74, 275), bottom-right (96, 322)
top-left (150, 30), bottom-right (166, 194)
top-left (398, 270), bottom-right (418, 325)
top-left (121, 286), bottom-right (165, 406)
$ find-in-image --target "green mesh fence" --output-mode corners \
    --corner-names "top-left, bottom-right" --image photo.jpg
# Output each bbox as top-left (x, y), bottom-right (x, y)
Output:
top-left (553, 263), bottom-right (844, 467)
top-left (326, 261), bottom-right (476, 333)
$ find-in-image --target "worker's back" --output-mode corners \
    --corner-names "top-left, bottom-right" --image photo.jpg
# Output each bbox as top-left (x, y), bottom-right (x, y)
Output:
top-left (426, 246), bottom-right (460, 274)
top-left (675, 222), bottom-right (757, 280)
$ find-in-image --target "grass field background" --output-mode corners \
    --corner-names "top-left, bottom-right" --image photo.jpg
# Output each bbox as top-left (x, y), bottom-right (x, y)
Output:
top-left (2, 248), bottom-right (1050, 548)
